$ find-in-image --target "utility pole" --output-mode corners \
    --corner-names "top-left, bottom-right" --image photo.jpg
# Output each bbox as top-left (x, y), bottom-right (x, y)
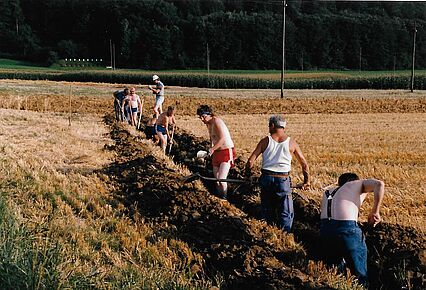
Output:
top-left (359, 47), bottom-right (362, 71)
top-left (393, 54), bottom-right (396, 78)
top-left (206, 43), bottom-right (210, 87)
top-left (109, 39), bottom-right (113, 68)
top-left (281, 0), bottom-right (287, 99)
top-left (113, 43), bottom-right (116, 70)
top-left (410, 22), bottom-right (417, 92)
top-left (16, 17), bottom-right (19, 35)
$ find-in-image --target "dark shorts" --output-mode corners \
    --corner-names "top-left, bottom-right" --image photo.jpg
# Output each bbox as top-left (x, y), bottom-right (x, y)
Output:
top-left (154, 124), bottom-right (166, 135)
top-left (131, 107), bottom-right (138, 113)
top-left (145, 126), bottom-right (156, 139)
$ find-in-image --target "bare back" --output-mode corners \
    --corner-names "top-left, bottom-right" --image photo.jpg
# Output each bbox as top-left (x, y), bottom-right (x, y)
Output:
top-left (320, 180), bottom-right (368, 221)
top-left (208, 116), bottom-right (234, 150)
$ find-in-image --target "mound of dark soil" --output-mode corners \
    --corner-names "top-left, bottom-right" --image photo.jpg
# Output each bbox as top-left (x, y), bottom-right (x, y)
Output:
top-left (102, 115), bottom-right (337, 290)
top-left (102, 115), bottom-right (425, 289)
top-left (169, 124), bottom-right (426, 290)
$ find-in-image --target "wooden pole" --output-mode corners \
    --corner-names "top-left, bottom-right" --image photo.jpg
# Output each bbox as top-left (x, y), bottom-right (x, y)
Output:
top-left (410, 22), bottom-right (417, 93)
top-left (68, 85), bottom-right (72, 126)
top-left (280, 0), bottom-right (286, 98)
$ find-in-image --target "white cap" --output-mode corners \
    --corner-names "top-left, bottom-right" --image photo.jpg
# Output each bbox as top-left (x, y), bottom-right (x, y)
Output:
top-left (269, 115), bottom-right (287, 128)
top-left (152, 75), bottom-right (159, 81)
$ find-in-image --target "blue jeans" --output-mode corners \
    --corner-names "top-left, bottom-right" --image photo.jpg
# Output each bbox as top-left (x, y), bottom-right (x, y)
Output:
top-left (259, 174), bottom-right (293, 232)
top-left (320, 220), bottom-right (368, 286)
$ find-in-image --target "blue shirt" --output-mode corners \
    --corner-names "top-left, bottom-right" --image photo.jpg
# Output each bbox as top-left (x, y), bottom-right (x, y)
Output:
top-left (114, 90), bottom-right (127, 102)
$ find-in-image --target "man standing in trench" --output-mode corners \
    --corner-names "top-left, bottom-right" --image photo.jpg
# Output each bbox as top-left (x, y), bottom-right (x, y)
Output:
top-left (155, 106), bottom-right (176, 153)
top-left (197, 105), bottom-right (235, 199)
top-left (320, 172), bottom-right (385, 287)
top-left (245, 115), bottom-right (310, 233)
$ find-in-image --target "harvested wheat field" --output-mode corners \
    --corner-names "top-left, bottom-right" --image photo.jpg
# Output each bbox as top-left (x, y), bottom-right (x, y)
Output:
top-left (0, 79), bottom-right (425, 289)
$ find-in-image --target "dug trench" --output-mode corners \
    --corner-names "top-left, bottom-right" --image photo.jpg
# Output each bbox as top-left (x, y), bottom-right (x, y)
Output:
top-left (102, 114), bottom-right (425, 289)
top-left (167, 122), bottom-right (426, 290)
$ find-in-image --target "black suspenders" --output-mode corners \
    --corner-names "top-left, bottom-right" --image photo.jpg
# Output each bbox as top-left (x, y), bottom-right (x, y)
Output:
top-left (325, 187), bottom-right (341, 220)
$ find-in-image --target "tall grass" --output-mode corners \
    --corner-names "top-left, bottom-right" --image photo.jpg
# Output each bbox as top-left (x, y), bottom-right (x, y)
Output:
top-left (0, 70), bottom-right (425, 89)
top-left (0, 193), bottom-right (62, 289)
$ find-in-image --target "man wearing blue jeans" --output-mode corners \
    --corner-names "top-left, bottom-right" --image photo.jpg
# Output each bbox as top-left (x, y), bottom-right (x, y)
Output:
top-left (320, 173), bottom-right (385, 287)
top-left (245, 115), bottom-right (310, 232)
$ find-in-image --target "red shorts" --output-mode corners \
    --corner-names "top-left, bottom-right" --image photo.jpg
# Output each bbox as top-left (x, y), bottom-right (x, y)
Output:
top-left (212, 148), bottom-right (236, 168)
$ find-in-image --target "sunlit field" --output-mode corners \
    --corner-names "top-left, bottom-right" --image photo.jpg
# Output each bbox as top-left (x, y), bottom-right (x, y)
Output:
top-left (178, 111), bottom-right (426, 231)
top-left (0, 79), bottom-right (424, 288)
top-left (0, 108), bottom-right (212, 288)
top-left (1, 79), bottom-right (425, 231)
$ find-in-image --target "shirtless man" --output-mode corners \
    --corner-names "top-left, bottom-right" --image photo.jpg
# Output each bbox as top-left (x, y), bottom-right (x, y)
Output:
top-left (155, 106), bottom-right (176, 153)
top-left (197, 105), bottom-right (235, 199)
top-left (122, 87), bottom-right (142, 126)
top-left (320, 173), bottom-right (385, 287)
top-left (148, 75), bottom-right (165, 118)
top-left (245, 114), bottom-right (309, 232)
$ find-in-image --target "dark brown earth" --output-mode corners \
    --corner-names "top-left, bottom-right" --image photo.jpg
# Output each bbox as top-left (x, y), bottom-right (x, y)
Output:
top-left (164, 120), bottom-right (426, 290)
top-left (102, 114), bottom-right (425, 289)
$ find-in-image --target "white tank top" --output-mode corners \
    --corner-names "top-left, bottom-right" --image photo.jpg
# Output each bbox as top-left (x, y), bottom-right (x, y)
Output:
top-left (262, 136), bottom-right (292, 173)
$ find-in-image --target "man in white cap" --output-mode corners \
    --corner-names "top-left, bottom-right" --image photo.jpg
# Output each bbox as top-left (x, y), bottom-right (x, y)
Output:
top-left (245, 114), bottom-right (310, 232)
top-left (148, 74), bottom-right (165, 118)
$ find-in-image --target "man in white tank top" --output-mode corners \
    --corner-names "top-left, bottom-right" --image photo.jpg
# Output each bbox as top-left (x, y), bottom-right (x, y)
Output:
top-left (245, 115), bottom-right (309, 232)
top-left (320, 173), bottom-right (384, 287)
top-left (197, 105), bottom-right (235, 199)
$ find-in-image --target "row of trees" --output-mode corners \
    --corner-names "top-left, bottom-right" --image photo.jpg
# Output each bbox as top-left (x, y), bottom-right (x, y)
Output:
top-left (1, 0), bottom-right (425, 70)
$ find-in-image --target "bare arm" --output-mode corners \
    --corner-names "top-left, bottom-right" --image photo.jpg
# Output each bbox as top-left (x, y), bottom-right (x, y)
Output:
top-left (292, 141), bottom-right (310, 188)
top-left (362, 179), bottom-right (385, 227)
top-left (245, 137), bottom-right (268, 175)
top-left (121, 97), bottom-right (128, 111)
top-left (165, 117), bottom-right (170, 138)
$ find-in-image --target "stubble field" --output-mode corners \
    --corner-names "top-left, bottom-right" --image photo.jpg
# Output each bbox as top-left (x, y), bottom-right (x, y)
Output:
top-left (0, 79), bottom-right (425, 288)
top-left (1, 79), bottom-right (425, 230)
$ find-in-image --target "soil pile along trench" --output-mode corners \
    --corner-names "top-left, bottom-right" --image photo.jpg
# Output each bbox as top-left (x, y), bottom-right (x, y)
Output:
top-left (103, 114), bottom-right (336, 289)
top-left (168, 125), bottom-right (426, 290)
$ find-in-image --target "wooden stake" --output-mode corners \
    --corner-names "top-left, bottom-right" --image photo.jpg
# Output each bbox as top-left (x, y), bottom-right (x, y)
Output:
top-left (68, 85), bottom-right (72, 126)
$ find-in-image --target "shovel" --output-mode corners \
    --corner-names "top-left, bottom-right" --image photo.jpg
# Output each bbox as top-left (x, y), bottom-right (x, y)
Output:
top-left (167, 124), bottom-right (175, 155)
top-left (182, 172), bottom-right (248, 184)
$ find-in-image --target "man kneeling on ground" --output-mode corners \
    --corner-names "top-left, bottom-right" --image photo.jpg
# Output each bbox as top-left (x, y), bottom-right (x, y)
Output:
top-left (320, 172), bottom-right (385, 287)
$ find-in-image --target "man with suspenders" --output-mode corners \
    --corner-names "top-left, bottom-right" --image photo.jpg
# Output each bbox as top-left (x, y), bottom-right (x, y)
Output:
top-left (320, 173), bottom-right (385, 287)
top-left (245, 115), bottom-right (310, 232)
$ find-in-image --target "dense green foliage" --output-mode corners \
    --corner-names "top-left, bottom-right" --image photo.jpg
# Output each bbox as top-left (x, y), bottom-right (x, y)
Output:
top-left (0, 0), bottom-right (425, 70)
top-left (1, 68), bottom-right (425, 90)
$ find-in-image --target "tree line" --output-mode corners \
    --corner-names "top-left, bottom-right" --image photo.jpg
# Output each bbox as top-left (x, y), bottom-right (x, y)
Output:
top-left (1, 0), bottom-right (425, 70)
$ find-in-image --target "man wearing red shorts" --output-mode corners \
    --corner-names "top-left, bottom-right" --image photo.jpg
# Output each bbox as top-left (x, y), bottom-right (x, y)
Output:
top-left (197, 105), bottom-right (235, 199)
